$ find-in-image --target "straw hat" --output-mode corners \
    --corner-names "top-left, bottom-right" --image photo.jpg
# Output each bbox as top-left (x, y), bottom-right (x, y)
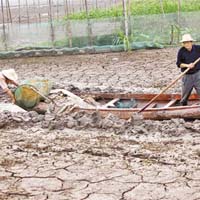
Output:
top-left (2, 69), bottom-right (18, 83)
top-left (180, 34), bottom-right (196, 43)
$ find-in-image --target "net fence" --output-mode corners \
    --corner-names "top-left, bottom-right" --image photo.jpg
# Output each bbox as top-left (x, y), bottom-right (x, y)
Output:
top-left (0, 0), bottom-right (200, 51)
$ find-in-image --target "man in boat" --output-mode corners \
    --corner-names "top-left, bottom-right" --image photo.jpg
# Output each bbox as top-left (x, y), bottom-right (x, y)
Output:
top-left (176, 34), bottom-right (200, 106)
top-left (0, 69), bottom-right (19, 104)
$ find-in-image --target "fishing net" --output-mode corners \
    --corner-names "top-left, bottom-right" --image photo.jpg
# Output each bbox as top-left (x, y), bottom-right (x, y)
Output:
top-left (0, 16), bottom-right (168, 51)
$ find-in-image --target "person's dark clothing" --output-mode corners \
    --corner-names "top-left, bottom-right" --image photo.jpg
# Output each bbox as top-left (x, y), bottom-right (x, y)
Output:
top-left (176, 45), bottom-right (200, 105)
top-left (176, 45), bottom-right (200, 74)
top-left (180, 71), bottom-right (200, 105)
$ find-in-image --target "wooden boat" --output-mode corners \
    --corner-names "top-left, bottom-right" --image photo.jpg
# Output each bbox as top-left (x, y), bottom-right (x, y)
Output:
top-left (71, 92), bottom-right (200, 120)
top-left (33, 90), bottom-right (200, 120)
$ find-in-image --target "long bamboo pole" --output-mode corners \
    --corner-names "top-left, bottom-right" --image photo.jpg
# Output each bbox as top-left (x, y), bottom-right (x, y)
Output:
top-left (138, 58), bottom-right (200, 113)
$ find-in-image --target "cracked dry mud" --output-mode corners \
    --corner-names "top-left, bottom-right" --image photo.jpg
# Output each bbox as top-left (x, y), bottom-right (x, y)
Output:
top-left (0, 48), bottom-right (200, 200)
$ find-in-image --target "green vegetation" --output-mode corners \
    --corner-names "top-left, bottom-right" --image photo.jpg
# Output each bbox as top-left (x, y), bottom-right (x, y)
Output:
top-left (64, 7), bottom-right (123, 20)
top-left (37, 35), bottom-right (116, 48)
top-left (64, 0), bottom-right (200, 20)
top-left (34, 33), bottom-right (163, 51)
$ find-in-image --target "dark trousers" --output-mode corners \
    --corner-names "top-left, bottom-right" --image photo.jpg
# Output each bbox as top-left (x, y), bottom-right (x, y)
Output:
top-left (180, 70), bottom-right (200, 105)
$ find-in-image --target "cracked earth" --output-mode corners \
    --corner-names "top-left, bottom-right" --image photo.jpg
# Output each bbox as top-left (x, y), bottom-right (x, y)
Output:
top-left (0, 48), bottom-right (200, 200)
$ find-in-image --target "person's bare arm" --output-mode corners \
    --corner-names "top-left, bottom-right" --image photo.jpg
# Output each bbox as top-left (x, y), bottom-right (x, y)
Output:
top-left (4, 88), bottom-right (15, 104)
top-left (9, 80), bottom-right (19, 87)
top-left (180, 63), bottom-right (195, 69)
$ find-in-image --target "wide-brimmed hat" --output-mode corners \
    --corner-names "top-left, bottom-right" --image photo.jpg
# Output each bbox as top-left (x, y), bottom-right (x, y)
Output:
top-left (2, 69), bottom-right (18, 83)
top-left (180, 34), bottom-right (196, 43)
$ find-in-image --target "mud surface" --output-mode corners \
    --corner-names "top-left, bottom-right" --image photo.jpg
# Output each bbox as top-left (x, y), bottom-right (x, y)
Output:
top-left (1, 48), bottom-right (200, 200)
top-left (0, 48), bottom-right (181, 94)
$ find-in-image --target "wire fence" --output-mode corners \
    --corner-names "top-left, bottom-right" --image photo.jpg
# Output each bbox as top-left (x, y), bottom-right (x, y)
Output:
top-left (0, 0), bottom-right (121, 24)
top-left (0, 0), bottom-right (200, 51)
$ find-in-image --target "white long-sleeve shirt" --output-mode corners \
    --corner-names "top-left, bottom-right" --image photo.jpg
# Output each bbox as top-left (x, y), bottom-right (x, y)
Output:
top-left (0, 72), bottom-right (8, 91)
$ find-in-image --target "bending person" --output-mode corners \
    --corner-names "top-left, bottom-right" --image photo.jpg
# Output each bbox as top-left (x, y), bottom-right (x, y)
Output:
top-left (0, 69), bottom-right (19, 104)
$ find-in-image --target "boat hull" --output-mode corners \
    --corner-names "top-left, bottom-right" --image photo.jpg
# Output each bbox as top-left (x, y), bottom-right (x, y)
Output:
top-left (34, 92), bottom-right (200, 120)
top-left (73, 92), bottom-right (200, 120)
top-left (74, 105), bottom-right (200, 120)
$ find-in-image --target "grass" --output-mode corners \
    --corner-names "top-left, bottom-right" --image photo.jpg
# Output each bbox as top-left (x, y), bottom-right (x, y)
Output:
top-left (64, 6), bottom-right (123, 20)
top-left (64, 0), bottom-right (200, 20)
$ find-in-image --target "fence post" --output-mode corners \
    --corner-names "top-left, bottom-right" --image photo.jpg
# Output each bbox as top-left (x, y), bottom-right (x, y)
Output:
top-left (48, 0), bottom-right (55, 47)
top-left (177, 0), bottom-right (181, 42)
top-left (18, 0), bottom-right (21, 23)
top-left (84, 0), bottom-right (93, 46)
top-left (170, 25), bottom-right (174, 44)
top-left (65, 0), bottom-right (72, 48)
top-left (6, 0), bottom-right (12, 24)
top-left (177, 0), bottom-right (181, 24)
top-left (81, 0), bottom-right (85, 11)
top-left (0, 0), bottom-right (7, 50)
top-left (122, 0), bottom-right (130, 51)
top-left (95, 0), bottom-right (98, 9)
top-left (37, 0), bottom-right (41, 23)
top-left (25, 0), bottom-right (30, 24)
top-left (56, 0), bottom-right (59, 20)
top-left (159, 0), bottom-right (165, 17)
top-left (127, 0), bottom-right (132, 35)
top-left (32, 0), bottom-right (35, 22)
top-left (122, 0), bottom-right (129, 39)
